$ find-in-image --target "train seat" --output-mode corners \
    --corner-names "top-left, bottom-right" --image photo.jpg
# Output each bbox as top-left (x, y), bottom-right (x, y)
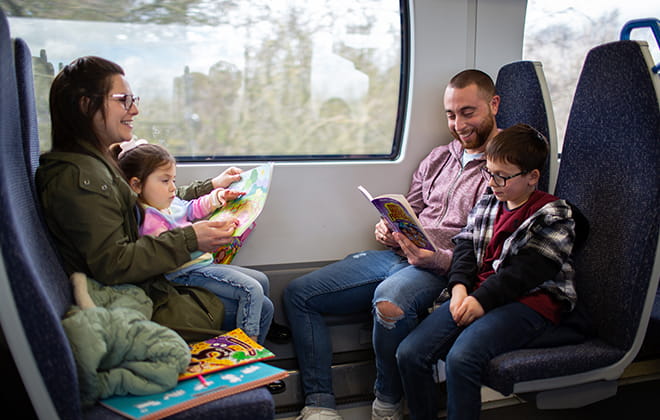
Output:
top-left (620, 18), bottom-right (660, 362)
top-left (481, 39), bottom-right (660, 408)
top-left (495, 60), bottom-right (558, 193)
top-left (0, 9), bottom-right (275, 420)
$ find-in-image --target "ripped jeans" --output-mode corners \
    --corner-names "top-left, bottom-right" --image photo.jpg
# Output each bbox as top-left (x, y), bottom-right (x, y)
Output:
top-left (372, 258), bottom-right (447, 405)
top-left (282, 249), bottom-right (445, 409)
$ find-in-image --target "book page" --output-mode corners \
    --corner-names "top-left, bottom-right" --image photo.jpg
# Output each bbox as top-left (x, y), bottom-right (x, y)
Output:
top-left (209, 162), bottom-right (273, 236)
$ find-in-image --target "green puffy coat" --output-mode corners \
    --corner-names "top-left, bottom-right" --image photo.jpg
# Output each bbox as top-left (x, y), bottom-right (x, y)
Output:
top-left (61, 278), bottom-right (190, 406)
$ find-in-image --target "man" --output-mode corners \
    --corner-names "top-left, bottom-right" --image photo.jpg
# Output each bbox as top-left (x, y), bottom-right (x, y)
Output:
top-left (283, 69), bottom-right (501, 420)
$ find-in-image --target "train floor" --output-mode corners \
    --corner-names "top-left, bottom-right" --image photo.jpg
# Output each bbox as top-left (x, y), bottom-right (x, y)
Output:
top-left (276, 378), bottom-right (660, 420)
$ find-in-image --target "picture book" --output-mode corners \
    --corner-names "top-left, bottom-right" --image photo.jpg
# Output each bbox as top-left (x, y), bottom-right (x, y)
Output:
top-left (210, 162), bottom-right (273, 264)
top-left (100, 362), bottom-right (288, 420)
top-left (357, 185), bottom-right (437, 252)
top-left (213, 222), bottom-right (255, 264)
top-left (179, 328), bottom-right (275, 381)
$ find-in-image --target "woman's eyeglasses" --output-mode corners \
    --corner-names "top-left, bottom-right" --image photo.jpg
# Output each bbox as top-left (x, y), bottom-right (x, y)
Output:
top-left (111, 94), bottom-right (140, 110)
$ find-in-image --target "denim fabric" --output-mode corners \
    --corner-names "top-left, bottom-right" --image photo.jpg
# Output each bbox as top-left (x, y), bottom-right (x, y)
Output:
top-left (397, 301), bottom-right (550, 420)
top-left (168, 264), bottom-right (273, 344)
top-left (372, 266), bottom-right (446, 405)
top-left (282, 250), bottom-right (445, 409)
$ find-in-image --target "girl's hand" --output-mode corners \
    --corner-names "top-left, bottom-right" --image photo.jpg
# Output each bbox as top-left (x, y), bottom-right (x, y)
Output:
top-left (209, 188), bottom-right (245, 209)
top-left (222, 189), bottom-right (246, 203)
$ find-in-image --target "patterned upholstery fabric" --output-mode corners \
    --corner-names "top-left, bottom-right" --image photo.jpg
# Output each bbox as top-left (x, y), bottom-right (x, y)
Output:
top-left (484, 41), bottom-right (660, 396)
top-left (495, 60), bottom-right (556, 192)
top-left (0, 9), bottom-right (274, 419)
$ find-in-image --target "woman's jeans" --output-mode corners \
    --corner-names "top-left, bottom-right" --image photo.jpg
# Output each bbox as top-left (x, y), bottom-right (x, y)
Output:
top-left (168, 264), bottom-right (274, 344)
top-left (397, 301), bottom-right (551, 420)
top-left (282, 250), bottom-right (446, 409)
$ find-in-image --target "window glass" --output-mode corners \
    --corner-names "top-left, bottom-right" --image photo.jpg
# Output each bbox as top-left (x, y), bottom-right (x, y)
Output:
top-left (523, 0), bottom-right (660, 152)
top-left (7, 0), bottom-right (405, 160)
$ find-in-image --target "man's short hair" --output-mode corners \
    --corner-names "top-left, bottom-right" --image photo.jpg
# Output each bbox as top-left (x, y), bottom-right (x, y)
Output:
top-left (449, 69), bottom-right (496, 99)
top-left (485, 123), bottom-right (549, 173)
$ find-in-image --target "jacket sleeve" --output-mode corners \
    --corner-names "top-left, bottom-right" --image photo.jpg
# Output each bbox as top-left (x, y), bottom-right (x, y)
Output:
top-left (43, 164), bottom-right (197, 286)
top-left (471, 247), bottom-right (562, 312)
top-left (447, 237), bottom-right (479, 292)
top-left (177, 179), bottom-right (214, 201)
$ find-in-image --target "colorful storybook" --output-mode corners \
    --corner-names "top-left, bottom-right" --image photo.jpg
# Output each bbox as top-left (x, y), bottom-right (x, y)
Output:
top-left (210, 162), bottom-right (274, 264)
top-left (99, 362), bottom-right (288, 420)
top-left (357, 185), bottom-right (437, 252)
top-left (179, 328), bottom-right (275, 381)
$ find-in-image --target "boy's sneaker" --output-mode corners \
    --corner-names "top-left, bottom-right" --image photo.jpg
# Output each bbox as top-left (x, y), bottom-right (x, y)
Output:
top-left (295, 406), bottom-right (343, 420)
top-left (371, 399), bottom-right (403, 420)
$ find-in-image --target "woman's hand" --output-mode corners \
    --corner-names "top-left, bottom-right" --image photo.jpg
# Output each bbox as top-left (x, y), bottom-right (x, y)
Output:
top-left (192, 218), bottom-right (238, 252)
top-left (212, 167), bottom-right (243, 189)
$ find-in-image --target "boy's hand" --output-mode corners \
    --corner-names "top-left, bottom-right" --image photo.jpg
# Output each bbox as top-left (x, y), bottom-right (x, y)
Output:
top-left (452, 296), bottom-right (485, 327)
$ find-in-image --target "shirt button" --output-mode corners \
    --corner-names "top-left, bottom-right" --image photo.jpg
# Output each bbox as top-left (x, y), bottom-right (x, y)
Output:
top-left (82, 179), bottom-right (90, 185)
top-left (101, 184), bottom-right (108, 191)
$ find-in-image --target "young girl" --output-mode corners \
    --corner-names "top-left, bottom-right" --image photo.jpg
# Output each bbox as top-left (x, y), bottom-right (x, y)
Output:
top-left (112, 138), bottom-right (273, 343)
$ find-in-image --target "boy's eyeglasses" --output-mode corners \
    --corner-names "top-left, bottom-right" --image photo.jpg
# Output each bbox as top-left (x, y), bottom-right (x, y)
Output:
top-left (111, 94), bottom-right (140, 110)
top-left (480, 167), bottom-right (529, 187)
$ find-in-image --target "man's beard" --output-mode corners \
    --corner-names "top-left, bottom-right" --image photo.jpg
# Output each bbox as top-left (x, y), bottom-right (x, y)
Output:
top-left (454, 114), bottom-right (494, 150)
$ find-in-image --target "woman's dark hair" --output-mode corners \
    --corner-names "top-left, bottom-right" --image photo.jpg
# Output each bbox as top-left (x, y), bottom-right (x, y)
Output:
top-left (49, 56), bottom-right (124, 154)
top-left (112, 143), bottom-right (175, 185)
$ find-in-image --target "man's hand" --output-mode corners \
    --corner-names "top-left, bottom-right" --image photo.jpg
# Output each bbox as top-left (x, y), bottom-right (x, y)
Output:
top-left (375, 218), bottom-right (398, 247)
top-left (393, 232), bottom-right (436, 267)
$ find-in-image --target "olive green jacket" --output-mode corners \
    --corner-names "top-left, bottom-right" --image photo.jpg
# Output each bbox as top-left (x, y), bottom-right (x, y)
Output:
top-left (35, 142), bottom-right (214, 287)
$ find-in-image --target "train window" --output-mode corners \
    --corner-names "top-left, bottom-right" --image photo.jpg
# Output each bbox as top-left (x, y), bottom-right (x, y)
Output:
top-left (7, 0), bottom-right (407, 161)
top-left (523, 0), bottom-right (660, 152)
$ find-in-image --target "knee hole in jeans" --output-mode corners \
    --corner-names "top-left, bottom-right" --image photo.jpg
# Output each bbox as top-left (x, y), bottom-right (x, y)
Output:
top-left (375, 301), bottom-right (404, 329)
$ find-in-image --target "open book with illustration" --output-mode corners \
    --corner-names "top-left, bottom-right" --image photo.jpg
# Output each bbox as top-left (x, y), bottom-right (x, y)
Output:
top-left (100, 362), bottom-right (288, 420)
top-left (357, 185), bottom-right (437, 252)
top-left (179, 328), bottom-right (275, 381)
top-left (210, 162), bottom-right (274, 264)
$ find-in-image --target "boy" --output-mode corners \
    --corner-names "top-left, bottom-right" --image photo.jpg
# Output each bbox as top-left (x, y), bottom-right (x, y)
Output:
top-left (394, 123), bottom-right (584, 420)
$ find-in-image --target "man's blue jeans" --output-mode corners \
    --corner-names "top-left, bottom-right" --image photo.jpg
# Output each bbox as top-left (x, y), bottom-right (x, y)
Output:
top-left (168, 264), bottom-right (274, 344)
top-left (397, 301), bottom-right (551, 420)
top-left (282, 250), bottom-right (446, 409)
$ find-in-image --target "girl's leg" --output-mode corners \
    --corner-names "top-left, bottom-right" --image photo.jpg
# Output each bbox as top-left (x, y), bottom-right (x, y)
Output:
top-left (170, 265), bottom-right (267, 341)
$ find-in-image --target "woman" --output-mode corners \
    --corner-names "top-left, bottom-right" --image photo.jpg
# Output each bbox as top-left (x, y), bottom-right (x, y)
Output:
top-left (35, 56), bottom-right (280, 341)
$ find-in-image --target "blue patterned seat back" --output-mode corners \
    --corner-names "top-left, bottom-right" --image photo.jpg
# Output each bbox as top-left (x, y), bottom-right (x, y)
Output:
top-left (14, 38), bottom-right (40, 183)
top-left (0, 10), bottom-right (274, 419)
top-left (554, 40), bottom-right (660, 351)
top-left (483, 40), bottom-right (660, 398)
top-left (495, 61), bottom-right (558, 192)
top-left (0, 10), bottom-right (82, 420)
